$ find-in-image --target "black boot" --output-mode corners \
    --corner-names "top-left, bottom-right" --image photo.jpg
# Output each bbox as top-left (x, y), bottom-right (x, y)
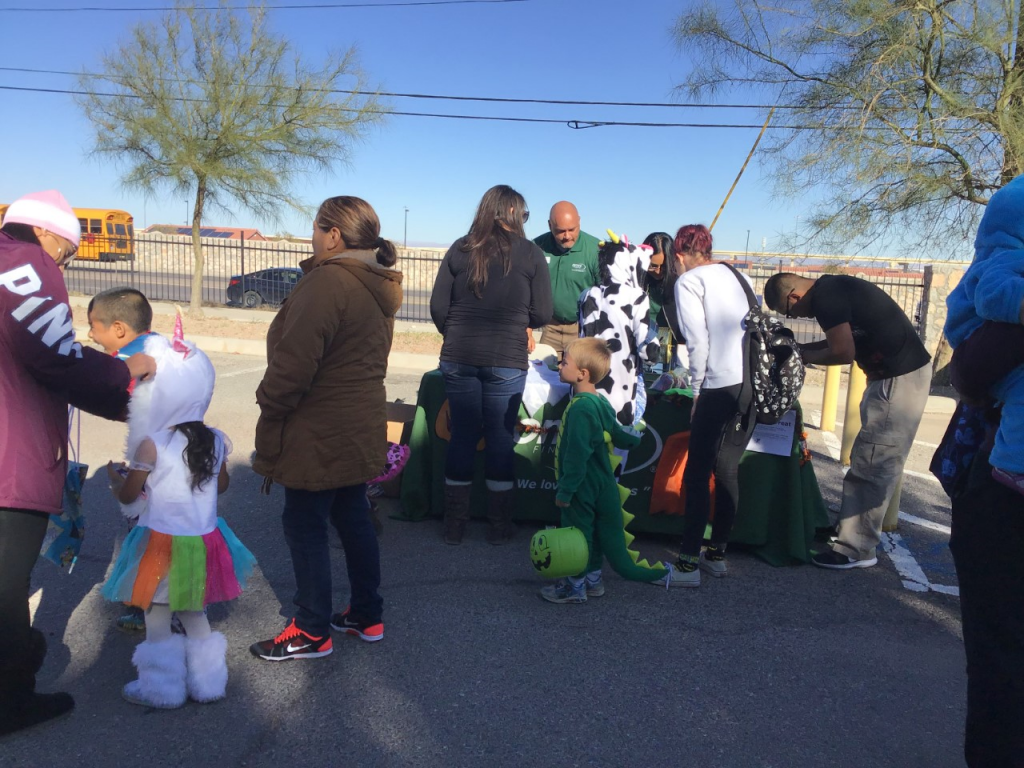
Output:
top-left (0, 658), bottom-right (74, 738)
top-left (485, 489), bottom-right (516, 545)
top-left (443, 483), bottom-right (472, 545)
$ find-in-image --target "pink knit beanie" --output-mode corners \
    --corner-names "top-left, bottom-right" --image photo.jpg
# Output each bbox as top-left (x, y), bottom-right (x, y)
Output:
top-left (2, 190), bottom-right (80, 247)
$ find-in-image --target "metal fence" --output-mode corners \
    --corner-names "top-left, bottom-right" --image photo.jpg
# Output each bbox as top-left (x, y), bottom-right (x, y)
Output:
top-left (64, 235), bottom-right (927, 337)
top-left (64, 234), bottom-right (309, 309)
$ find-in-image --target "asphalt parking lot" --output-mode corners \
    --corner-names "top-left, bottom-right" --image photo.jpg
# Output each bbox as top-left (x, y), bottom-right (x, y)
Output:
top-left (5, 353), bottom-right (967, 768)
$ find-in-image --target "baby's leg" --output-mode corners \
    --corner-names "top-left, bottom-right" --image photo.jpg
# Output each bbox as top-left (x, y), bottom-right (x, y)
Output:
top-left (176, 610), bottom-right (212, 639)
top-left (179, 609), bottom-right (227, 703)
top-left (123, 603), bottom-right (187, 708)
top-left (991, 393), bottom-right (1024, 496)
top-left (559, 502), bottom-right (600, 578)
top-left (144, 603), bottom-right (173, 642)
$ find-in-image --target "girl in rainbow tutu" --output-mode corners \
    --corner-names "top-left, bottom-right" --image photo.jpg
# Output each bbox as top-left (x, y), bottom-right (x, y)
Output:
top-left (103, 317), bottom-right (255, 709)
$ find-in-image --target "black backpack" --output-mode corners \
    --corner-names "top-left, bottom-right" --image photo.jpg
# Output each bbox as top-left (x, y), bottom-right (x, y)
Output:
top-left (724, 264), bottom-right (805, 425)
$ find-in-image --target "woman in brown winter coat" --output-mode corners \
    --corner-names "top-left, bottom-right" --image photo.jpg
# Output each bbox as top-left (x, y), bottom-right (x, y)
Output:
top-left (250, 196), bottom-right (402, 661)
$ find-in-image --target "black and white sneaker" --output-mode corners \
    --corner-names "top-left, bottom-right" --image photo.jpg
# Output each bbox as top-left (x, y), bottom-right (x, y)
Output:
top-left (812, 550), bottom-right (877, 570)
top-left (249, 619), bottom-right (333, 661)
top-left (330, 607), bottom-right (384, 643)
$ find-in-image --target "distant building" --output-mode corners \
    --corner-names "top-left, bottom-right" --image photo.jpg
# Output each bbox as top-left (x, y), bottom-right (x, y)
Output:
top-left (145, 224), bottom-right (268, 241)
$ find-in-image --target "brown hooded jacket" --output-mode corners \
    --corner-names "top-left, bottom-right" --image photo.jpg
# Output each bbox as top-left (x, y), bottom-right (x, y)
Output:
top-left (253, 250), bottom-right (403, 490)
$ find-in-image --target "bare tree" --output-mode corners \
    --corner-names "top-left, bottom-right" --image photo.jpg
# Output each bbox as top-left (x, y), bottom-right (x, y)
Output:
top-left (78, 2), bottom-right (386, 314)
top-left (672, 0), bottom-right (1024, 254)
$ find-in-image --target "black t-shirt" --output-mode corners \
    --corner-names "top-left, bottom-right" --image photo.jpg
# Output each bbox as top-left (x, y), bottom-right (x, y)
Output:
top-left (429, 236), bottom-right (553, 370)
top-left (807, 275), bottom-right (930, 379)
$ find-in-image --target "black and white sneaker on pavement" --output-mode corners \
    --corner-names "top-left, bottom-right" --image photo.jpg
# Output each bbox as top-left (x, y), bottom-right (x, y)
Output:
top-left (249, 619), bottom-right (333, 661)
top-left (812, 550), bottom-right (878, 570)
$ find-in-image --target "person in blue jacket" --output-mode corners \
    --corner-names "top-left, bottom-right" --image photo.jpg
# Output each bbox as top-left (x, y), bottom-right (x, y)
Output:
top-left (943, 174), bottom-right (1024, 766)
top-left (945, 176), bottom-right (1024, 492)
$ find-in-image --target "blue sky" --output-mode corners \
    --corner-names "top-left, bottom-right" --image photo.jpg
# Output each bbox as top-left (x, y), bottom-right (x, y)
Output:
top-left (2, 0), bottom-right (828, 254)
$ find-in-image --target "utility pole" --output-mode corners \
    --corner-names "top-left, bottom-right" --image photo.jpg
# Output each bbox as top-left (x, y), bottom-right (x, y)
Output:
top-left (185, 198), bottom-right (189, 226)
top-left (404, 206), bottom-right (409, 247)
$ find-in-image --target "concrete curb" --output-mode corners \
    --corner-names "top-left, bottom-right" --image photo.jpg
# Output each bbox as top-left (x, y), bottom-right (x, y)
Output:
top-left (74, 327), bottom-right (441, 373)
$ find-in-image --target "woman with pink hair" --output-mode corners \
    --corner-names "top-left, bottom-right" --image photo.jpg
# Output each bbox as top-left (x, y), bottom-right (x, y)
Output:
top-left (665, 224), bottom-right (756, 587)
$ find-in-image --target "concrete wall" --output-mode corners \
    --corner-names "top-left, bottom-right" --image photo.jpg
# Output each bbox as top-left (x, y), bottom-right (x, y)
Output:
top-left (919, 265), bottom-right (966, 356)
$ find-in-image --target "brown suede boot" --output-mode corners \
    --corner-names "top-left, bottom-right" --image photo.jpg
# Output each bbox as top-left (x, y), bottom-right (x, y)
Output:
top-left (485, 489), bottom-right (516, 545)
top-left (443, 483), bottom-right (472, 545)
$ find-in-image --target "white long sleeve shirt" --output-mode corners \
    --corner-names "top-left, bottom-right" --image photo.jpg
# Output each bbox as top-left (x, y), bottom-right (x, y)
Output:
top-left (673, 262), bottom-right (753, 397)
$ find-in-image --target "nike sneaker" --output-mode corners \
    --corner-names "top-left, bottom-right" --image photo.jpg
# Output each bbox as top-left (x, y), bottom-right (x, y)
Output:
top-left (250, 618), bottom-right (333, 661)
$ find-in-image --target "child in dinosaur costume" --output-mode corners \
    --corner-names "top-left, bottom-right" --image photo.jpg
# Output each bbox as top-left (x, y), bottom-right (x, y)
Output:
top-left (540, 338), bottom-right (687, 603)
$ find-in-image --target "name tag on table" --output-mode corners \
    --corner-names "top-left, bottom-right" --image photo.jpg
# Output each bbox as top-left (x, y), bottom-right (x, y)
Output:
top-left (746, 410), bottom-right (796, 457)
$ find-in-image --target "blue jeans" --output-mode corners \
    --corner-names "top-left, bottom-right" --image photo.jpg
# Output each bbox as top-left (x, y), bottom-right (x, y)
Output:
top-left (281, 484), bottom-right (382, 636)
top-left (439, 361), bottom-right (527, 483)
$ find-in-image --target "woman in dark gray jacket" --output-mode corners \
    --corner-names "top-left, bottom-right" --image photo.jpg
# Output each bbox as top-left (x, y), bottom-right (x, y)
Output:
top-left (430, 185), bottom-right (552, 545)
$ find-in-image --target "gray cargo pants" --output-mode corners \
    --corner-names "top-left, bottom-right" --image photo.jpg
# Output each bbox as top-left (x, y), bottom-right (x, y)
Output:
top-left (831, 362), bottom-right (931, 561)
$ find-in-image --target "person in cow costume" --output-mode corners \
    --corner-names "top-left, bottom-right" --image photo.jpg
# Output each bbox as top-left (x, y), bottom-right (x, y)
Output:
top-left (578, 231), bottom-right (661, 427)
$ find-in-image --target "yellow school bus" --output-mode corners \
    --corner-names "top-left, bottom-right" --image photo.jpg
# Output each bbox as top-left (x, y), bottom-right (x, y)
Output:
top-left (0, 205), bottom-right (135, 261)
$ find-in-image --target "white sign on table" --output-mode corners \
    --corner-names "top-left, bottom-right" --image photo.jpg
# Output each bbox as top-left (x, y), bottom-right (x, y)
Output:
top-left (745, 409), bottom-right (797, 457)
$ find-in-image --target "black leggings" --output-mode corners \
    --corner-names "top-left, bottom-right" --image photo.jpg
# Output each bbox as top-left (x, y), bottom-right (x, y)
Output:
top-left (678, 385), bottom-right (753, 559)
top-left (0, 508), bottom-right (49, 657)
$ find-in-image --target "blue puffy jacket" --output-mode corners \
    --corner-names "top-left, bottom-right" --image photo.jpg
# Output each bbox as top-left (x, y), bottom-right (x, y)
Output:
top-left (945, 175), bottom-right (1024, 346)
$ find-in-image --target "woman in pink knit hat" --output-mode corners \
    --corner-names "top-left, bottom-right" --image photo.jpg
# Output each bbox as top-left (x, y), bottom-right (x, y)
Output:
top-left (0, 190), bottom-right (156, 736)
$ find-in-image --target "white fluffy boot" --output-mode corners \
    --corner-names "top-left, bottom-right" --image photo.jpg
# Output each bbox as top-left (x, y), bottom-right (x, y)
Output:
top-left (185, 631), bottom-right (228, 703)
top-left (122, 635), bottom-right (187, 709)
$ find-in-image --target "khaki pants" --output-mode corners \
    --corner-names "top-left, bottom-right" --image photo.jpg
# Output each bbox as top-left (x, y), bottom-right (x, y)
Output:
top-left (832, 363), bottom-right (931, 561)
top-left (539, 322), bottom-right (579, 355)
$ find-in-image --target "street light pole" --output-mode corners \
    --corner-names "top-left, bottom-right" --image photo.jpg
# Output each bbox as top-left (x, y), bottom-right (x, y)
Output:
top-left (745, 229), bottom-right (750, 256)
top-left (185, 198), bottom-right (189, 226)
top-left (404, 206), bottom-right (409, 247)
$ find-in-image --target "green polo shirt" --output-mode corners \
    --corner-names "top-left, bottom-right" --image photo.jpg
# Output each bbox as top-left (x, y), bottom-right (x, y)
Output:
top-left (533, 230), bottom-right (601, 324)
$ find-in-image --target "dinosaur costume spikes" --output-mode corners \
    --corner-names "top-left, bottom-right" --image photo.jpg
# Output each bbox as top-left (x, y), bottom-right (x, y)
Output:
top-left (551, 393), bottom-right (668, 583)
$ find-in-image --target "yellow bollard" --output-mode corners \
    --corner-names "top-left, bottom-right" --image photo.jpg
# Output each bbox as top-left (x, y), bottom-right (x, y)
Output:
top-left (840, 363), bottom-right (867, 466)
top-left (882, 475), bottom-right (903, 532)
top-left (820, 365), bottom-right (841, 432)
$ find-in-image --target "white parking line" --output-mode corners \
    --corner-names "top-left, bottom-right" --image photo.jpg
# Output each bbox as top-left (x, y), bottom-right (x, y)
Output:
top-left (880, 531), bottom-right (959, 597)
top-left (899, 511), bottom-right (952, 536)
top-left (904, 469), bottom-right (941, 484)
top-left (821, 432), bottom-right (842, 462)
top-left (219, 365), bottom-right (266, 379)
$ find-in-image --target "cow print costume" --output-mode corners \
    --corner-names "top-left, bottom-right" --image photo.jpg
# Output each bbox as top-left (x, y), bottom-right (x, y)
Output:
top-left (578, 238), bottom-right (660, 426)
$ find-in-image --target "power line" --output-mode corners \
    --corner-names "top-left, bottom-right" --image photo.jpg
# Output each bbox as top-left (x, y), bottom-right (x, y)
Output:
top-left (0, 0), bottom-right (534, 11)
top-left (0, 66), bottom-right (789, 111)
top-left (0, 83), bottom-right (796, 129)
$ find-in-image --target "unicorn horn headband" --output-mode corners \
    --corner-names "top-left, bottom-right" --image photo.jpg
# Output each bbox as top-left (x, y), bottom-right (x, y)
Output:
top-left (172, 306), bottom-right (190, 356)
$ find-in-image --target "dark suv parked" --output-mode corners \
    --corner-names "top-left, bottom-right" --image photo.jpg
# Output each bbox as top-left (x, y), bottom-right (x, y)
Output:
top-left (226, 267), bottom-right (302, 308)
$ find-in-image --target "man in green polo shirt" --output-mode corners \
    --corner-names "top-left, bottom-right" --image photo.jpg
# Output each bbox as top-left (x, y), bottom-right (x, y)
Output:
top-left (528, 200), bottom-right (600, 354)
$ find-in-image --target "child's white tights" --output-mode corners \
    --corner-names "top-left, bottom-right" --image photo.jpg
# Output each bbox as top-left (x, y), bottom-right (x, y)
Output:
top-left (145, 603), bottom-right (211, 642)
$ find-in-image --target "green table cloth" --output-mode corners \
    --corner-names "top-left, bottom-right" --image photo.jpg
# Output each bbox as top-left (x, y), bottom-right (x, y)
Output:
top-left (399, 369), bottom-right (829, 565)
